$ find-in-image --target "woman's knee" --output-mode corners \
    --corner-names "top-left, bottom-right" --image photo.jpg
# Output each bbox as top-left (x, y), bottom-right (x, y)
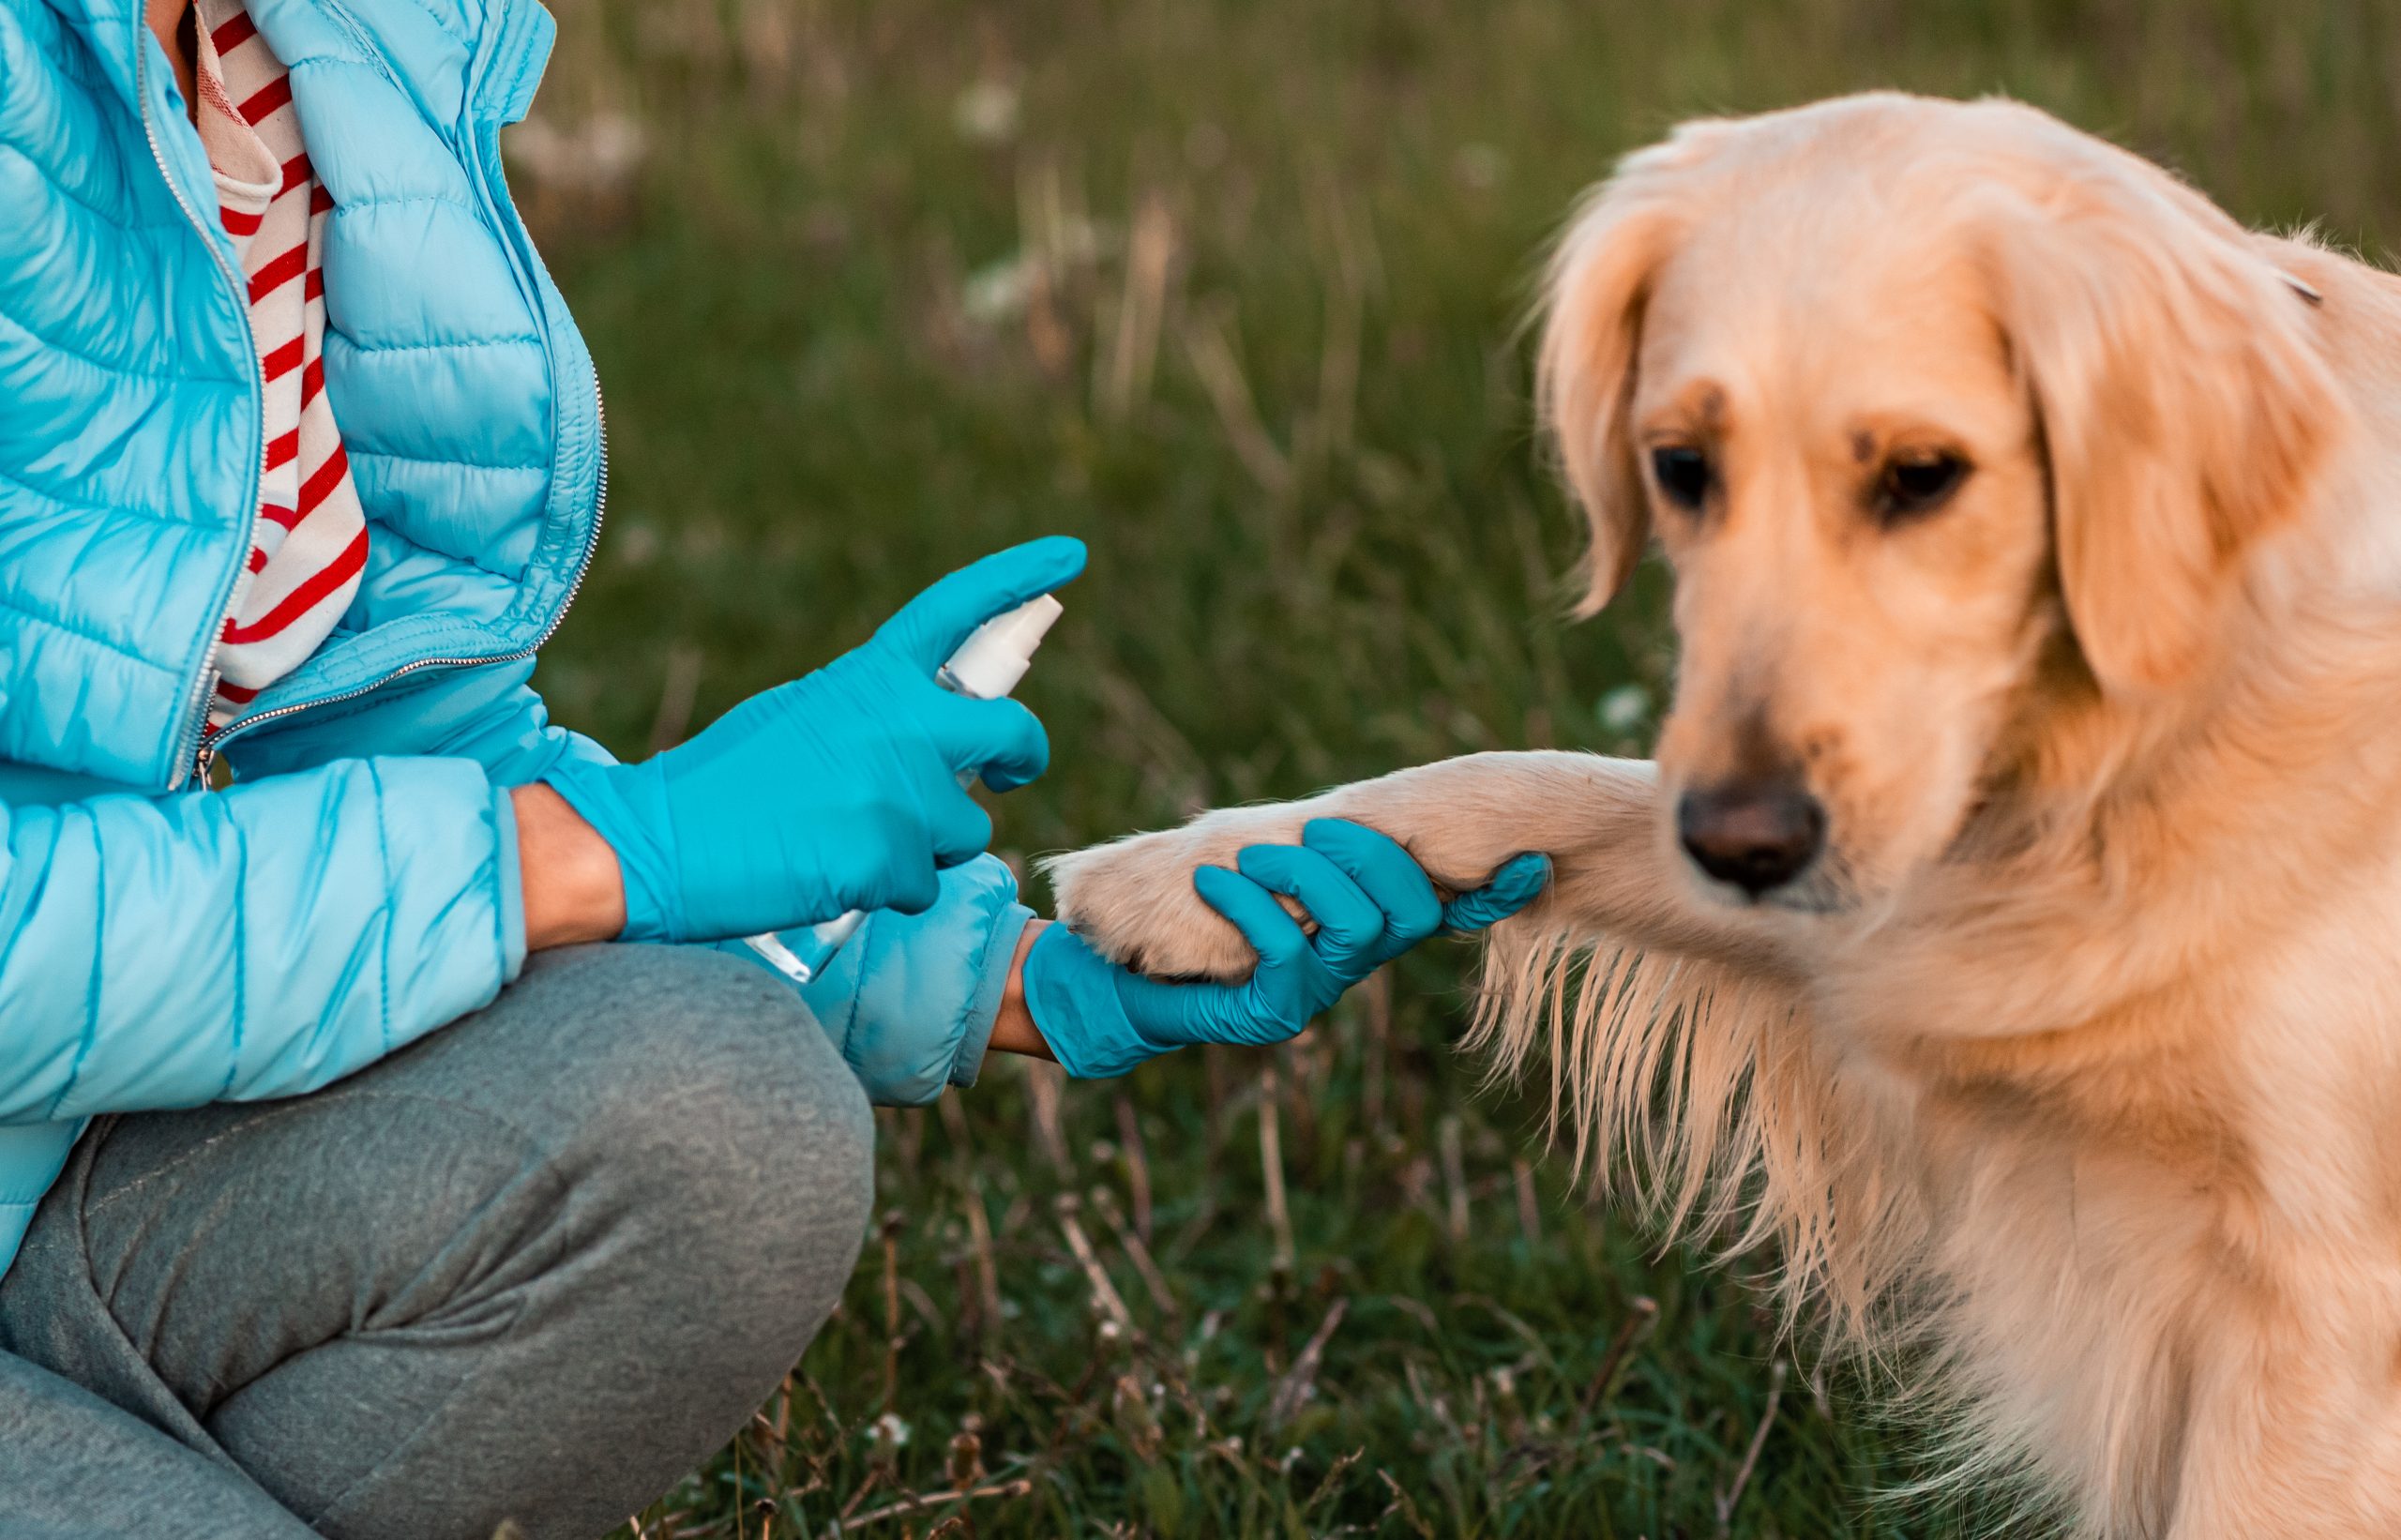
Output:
top-left (514, 943), bottom-right (877, 1283)
top-left (380, 941), bottom-right (878, 1367)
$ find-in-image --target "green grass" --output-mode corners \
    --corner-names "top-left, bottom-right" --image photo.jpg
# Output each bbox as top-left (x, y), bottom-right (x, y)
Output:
top-left (513, 1), bottom-right (2401, 1532)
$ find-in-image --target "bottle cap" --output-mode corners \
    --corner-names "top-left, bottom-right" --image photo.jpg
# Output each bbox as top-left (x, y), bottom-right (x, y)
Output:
top-left (940, 594), bottom-right (1064, 700)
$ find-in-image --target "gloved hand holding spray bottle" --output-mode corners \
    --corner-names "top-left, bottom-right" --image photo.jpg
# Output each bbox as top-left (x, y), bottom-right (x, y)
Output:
top-left (744, 592), bottom-right (1063, 984)
top-left (541, 537), bottom-right (1086, 959)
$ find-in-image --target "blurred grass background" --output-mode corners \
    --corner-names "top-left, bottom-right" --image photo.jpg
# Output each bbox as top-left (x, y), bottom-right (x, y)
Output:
top-left (510, 1), bottom-right (2399, 1532)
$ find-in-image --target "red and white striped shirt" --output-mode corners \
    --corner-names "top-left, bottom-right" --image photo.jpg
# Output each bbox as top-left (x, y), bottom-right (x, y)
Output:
top-left (193, 0), bottom-right (369, 732)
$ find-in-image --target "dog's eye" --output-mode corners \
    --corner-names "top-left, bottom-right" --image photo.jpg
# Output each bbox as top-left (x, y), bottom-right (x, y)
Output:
top-left (1650, 445), bottom-right (1713, 511)
top-left (1876, 450), bottom-right (1970, 521)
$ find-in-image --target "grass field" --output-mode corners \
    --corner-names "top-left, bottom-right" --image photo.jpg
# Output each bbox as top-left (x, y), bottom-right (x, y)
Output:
top-left (511, 2), bottom-right (2401, 1532)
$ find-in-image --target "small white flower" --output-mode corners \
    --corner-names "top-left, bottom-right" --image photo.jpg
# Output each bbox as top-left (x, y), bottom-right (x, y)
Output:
top-left (868, 1412), bottom-right (911, 1448)
top-left (1599, 682), bottom-right (1653, 734)
top-left (962, 257), bottom-right (1034, 324)
top-left (954, 80), bottom-right (1020, 144)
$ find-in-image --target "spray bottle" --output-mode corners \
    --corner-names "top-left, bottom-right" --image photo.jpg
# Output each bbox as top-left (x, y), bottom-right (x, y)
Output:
top-left (745, 593), bottom-right (1065, 985)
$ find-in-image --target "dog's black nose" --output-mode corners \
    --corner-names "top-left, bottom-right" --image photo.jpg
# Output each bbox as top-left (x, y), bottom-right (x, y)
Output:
top-left (1677, 778), bottom-right (1826, 897)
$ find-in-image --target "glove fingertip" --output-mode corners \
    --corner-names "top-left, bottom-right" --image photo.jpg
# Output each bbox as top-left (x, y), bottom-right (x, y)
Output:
top-left (1496, 850), bottom-right (1553, 897)
top-left (1190, 862), bottom-right (1245, 902)
top-left (1022, 533), bottom-right (1089, 582)
top-left (974, 745), bottom-right (1048, 793)
top-left (979, 536), bottom-right (1088, 607)
top-left (1440, 853), bottom-right (1551, 932)
top-left (1297, 817), bottom-right (1352, 849)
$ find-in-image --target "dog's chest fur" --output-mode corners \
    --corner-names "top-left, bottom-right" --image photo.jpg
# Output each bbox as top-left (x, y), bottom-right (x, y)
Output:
top-left (1836, 827), bottom-right (2401, 1536)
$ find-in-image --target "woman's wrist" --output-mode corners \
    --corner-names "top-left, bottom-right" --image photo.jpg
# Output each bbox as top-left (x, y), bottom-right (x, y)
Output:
top-left (985, 917), bottom-right (1055, 1062)
top-left (513, 783), bottom-right (628, 949)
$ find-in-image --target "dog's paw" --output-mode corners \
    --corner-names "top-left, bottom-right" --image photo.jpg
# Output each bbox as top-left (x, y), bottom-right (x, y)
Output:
top-left (1042, 804), bottom-right (1315, 982)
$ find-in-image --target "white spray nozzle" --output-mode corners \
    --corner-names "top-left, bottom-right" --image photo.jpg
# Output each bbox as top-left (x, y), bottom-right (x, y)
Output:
top-left (938, 594), bottom-right (1065, 702)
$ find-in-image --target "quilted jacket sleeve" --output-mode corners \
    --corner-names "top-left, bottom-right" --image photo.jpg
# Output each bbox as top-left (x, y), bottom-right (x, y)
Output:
top-left (0, 757), bottom-right (522, 1125)
top-left (723, 854), bottom-right (1034, 1107)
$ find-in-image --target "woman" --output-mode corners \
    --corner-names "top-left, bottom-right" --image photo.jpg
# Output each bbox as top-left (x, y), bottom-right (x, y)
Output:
top-left (0, 1), bottom-right (1547, 1535)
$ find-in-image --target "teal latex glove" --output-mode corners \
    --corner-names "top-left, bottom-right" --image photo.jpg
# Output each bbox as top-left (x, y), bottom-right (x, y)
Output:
top-left (1023, 819), bottom-right (1551, 1079)
top-left (546, 537), bottom-right (1085, 944)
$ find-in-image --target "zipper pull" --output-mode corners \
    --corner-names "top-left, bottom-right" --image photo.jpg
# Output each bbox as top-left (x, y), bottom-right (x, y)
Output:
top-left (194, 740), bottom-right (219, 792)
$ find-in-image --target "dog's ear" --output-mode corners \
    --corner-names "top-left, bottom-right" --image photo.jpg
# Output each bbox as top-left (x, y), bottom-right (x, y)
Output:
top-left (1537, 128), bottom-right (1725, 615)
top-left (1985, 155), bottom-right (2348, 696)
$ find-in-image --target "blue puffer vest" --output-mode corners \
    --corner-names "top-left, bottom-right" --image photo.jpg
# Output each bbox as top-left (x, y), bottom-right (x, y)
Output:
top-left (0, 0), bottom-right (1029, 1282)
top-left (8, 0), bottom-right (602, 791)
top-left (0, 0), bottom-right (603, 1271)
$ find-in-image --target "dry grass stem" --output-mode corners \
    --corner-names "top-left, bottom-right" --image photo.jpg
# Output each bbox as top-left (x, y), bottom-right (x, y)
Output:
top-left (1265, 1296), bottom-right (1351, 1427)
top-left (1055, 1196), bottom-right (1138, 1337)
top-left (1361, 971), bottom-right (1391, 1133)
top-left (1023, 1060), bottom-right (1072, 1179)
top-left (1097, 193), bottom-right (1178, 420)
top-left (1376, 1467), bottom-right (1438, 1539)
top-left (1578, 1295), bottom-right (1661, 1420)
top-left (1310, 181), bottom-right (1367, 464)
top-left (1258, 1064), bottom-right (1295, 1274)
top-left (833, 1467), bottom-right (885, 1528)
top-left (1111, 1094), bottom-right (1153, 1242)
top-left (962, 1182), bottom-right (1003, 1342)
top-left (1716, 1358), bottom-right (1789, 1536)
top-left (1181, 303), bottom-right (1292, 499)
top-left (1438, 1115), bottom-right (1470, 1244)
top-left (748, 1381), bottom-right (791, 1475)
top-left (1090, 1187), bottom-right (1178, 1321)
top-left (836, 1477), bottom-right (1033, 1531)
top-left (877, 1211), bottom-right (904, 1412)
top-left (1303, 1447), bottom-right (1366, 1517)
top-left (1512, 1157), bottom-right (1543, 1247)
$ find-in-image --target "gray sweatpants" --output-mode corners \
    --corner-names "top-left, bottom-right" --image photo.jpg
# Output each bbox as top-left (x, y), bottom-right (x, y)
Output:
top-left (0, 943), bottom-right (876, 1540)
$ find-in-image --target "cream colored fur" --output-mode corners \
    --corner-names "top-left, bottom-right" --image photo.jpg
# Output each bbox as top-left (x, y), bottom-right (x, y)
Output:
top-left (1044, 95), bottom-right (2401, 1537)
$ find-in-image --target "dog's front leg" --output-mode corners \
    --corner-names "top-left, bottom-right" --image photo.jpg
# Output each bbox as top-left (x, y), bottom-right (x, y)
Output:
top-left (1046, 750), bottom-right (1789, 981)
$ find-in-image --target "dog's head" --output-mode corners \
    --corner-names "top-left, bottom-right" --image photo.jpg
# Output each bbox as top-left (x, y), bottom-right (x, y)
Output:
top-left (1538, 93), bottom-right (2344, 913)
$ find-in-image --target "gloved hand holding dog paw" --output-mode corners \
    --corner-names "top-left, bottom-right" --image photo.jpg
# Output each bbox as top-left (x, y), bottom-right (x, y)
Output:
top-left (1022, 818), bottom-right (1550, 1078)
top-left (545, 537), bottom-right (1085, 944)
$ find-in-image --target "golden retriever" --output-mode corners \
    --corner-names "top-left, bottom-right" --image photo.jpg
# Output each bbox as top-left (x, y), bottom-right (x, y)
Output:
top-left (1043, 93), bottom-right (2401, 1537)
